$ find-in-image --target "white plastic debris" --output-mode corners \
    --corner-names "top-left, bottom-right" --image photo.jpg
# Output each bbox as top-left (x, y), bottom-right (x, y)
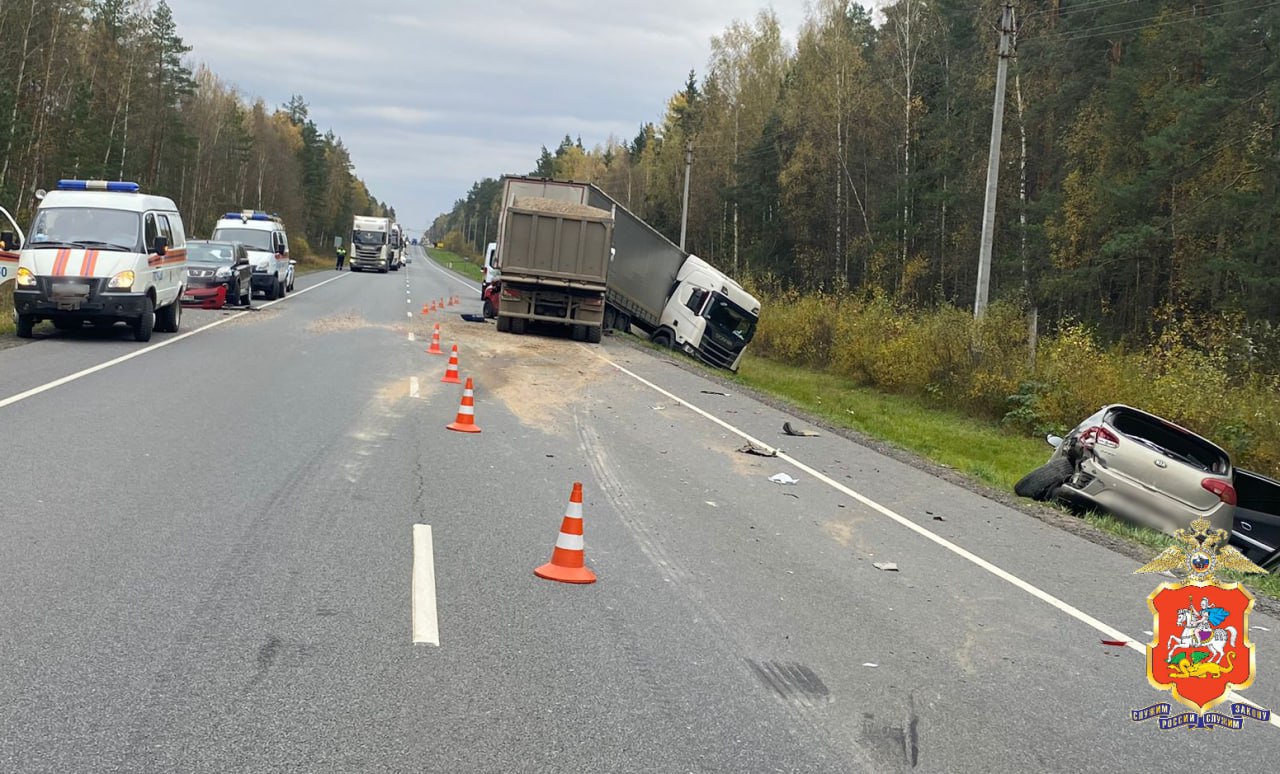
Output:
top-left (873, 562), bottom-right (899, 572)
top-left (861, 663), bottom-right (879, 668)
top-left (769, 473), bottom-right (799, 485)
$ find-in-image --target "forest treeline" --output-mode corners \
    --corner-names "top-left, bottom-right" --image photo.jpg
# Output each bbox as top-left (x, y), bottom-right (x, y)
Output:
top-left (435, 0), bottom-right (1280, 344)
top-left (0, 0), bottom-right (389, 255)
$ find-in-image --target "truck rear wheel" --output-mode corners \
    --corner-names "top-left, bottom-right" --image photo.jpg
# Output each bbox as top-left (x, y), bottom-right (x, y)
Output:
top-left (586, 326), bottom-right (602, 344)
top-left (571, 325), bottom-right (587, 342)
top-left (496, 315), bottom-right (511, 333)
top-left (511, 317), bottom-right (527, 335)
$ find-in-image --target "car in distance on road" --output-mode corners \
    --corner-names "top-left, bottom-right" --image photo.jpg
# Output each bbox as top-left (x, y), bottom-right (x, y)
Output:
top-left (182, 240), bottom-right (251, 308)
top-left (1015, 405), bottom-right (1237, 536)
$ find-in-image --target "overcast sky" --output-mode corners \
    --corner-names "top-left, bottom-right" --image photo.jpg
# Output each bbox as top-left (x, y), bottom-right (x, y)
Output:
top-left (163, 0), bottom-right (818, 235)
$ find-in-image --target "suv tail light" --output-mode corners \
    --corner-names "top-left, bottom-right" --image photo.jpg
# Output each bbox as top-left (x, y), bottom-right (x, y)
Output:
top-left (1201, 478), bottom-right (1238, 505)
top-left (1080, 426), bottom-right (1120, 449)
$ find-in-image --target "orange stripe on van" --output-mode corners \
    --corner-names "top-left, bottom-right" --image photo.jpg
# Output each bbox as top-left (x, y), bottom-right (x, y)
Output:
top-left (0, 250), bottom-right (17, 264)
top-left (52, 248), bottom-right (72, 276)
top-left (80, 250), bottom-right (100, 276)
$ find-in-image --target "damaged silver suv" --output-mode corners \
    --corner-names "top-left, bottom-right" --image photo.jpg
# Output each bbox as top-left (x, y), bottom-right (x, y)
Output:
top-left (1016, 405), bottom-right (1236, 535)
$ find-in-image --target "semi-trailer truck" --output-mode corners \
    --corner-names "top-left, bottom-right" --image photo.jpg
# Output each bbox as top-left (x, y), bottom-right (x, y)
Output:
top-left (489, 176), bottom-right (760, 368)
top-left (350, 215), bottom-right (393, 272)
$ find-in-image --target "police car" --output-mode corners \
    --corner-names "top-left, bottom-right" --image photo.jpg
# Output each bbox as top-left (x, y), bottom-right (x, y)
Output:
top-left (12, 180), bottom-right (188, 342)
top-left (211, 210), bottom-right (292, 299)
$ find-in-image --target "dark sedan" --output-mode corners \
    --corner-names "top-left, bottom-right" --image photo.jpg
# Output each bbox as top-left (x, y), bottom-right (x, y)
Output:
top-left (183, 240), bottom-right (252, 309)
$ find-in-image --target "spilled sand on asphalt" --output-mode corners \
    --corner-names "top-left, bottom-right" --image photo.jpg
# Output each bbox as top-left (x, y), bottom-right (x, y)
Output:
top-left (307, 310), bottom-right (400, 335)
top-left (415, 318), bottom-right (607, 431)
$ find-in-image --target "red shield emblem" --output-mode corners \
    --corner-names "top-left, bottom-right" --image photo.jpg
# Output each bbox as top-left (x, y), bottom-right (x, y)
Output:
top-left (1147, 581), bottom-right (1256, 712)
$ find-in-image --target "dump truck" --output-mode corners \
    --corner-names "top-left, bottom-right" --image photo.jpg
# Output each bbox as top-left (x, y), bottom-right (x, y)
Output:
top-left (583, 187), bottom-right (760, 371)
top-left (492, 188), bottom-right (614, 343)
top-left (491, 176), bottom-right (760, 368)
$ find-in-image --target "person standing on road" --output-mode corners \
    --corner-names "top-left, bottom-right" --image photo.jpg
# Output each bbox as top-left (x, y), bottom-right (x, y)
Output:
top-left (335, 245), bottom-right (346, 271)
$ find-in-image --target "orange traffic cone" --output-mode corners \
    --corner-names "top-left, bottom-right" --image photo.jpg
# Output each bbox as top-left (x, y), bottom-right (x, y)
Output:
top-left (429, 300), bottom-right (437, 313)
top-left (440, 344), bottom-right (462, 384)
top-left (535, 482), bottom-right (596, 584)
top-left (439, 297), bottom-right (446, 311)
top-left (426, 323), bottom-right (443, 355)
top-left (446, 377), bottom-right (481, 433)
top-left (420, 303), bottom-right (430, 316)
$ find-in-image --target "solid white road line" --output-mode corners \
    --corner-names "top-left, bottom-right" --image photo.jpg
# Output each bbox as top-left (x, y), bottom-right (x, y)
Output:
top-left (593, 350), bottom-right (1280, 728)
top-left (422, 254), bottom-right (481, 291)
top-left (0, 272), bottom-right (351, 411)
top-left (408, 332), bottom-right (416, 342)
top-left (409, 377), bottom-right (420, 399)
top-left (412, 524), bottom-right (440, 646)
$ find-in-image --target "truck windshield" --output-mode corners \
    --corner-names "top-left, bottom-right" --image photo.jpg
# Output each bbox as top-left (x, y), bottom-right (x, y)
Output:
top-left (705, 294), bottom-right (757, 344)
top-left (29, 207), bottom-right (140, 251)
top-left (211, 228), bottom-right (272, 251)
top-left (353, 230), bottom-right (386, 245)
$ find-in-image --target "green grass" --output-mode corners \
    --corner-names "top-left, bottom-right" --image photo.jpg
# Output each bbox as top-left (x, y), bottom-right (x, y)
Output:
top-left (0, 283), bottom-right (12, 335)
top-left (695, 350), bottom-right (1280, 598)
top-left (426, 248), bottom-right (484, 283)
top-left (731, 352), bottom-right (1049, 490)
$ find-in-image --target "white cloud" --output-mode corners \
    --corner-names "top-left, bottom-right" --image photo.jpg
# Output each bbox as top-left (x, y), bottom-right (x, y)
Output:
top-left (165, 0), bottom-right (813, 223)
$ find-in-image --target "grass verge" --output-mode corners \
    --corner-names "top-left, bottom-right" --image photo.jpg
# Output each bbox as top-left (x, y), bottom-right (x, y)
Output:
top-left (0, 283), bottom-right (12, 336)
top-left (695, 349), bottom-right (1280, 600)
top-left (426, 248), bottom-right (484, 283)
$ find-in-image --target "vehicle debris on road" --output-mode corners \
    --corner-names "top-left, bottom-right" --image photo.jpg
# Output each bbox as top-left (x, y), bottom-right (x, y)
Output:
top-left (769, 473), bottom-right (799, 485)
top-left (738, 441), bottom-right (778, 457)
top-left (872, 562), bottom-right (899, 572)
top-left (782, 422), bottom-right (820, 437)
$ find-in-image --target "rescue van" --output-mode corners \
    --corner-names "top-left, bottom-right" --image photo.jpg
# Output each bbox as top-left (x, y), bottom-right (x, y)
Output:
top-left (12, 180), bottom-right (187, 342)
top-left (0, 205), bottom-right (23, 287)
top-left (211, 210), bottom-right (291, 299)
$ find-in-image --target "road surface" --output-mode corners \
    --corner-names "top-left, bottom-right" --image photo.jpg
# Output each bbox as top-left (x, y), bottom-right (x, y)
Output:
top-left (1, 245), bottom-right (1276, 772)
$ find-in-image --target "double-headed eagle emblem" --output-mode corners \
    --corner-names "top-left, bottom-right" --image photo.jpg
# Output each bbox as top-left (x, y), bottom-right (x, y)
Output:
top-left (1135, 517), bottom-right (1268, 583)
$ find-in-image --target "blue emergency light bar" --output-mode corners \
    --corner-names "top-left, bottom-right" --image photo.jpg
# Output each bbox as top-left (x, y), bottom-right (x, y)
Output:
top-left (222, 211), bottom-right (279, 222)
top-left (57, 179), bottom-right (140, 193)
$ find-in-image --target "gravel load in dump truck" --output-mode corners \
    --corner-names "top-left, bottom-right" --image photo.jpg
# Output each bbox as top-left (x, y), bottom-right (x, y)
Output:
top-left (512, 197), bottom-right (611, 221)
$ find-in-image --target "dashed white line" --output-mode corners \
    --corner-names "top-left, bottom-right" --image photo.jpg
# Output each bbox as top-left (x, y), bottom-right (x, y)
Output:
top-left (409, 377), bottom-right (420, 398)
top-left (0, 272), bottom-right (351, 411)
top-left (412, 524), bottom-right (440, 646)
top-left (408, 332), bottom-right (415, 342)
top-left (592, 350), bottom-right (1280, 728)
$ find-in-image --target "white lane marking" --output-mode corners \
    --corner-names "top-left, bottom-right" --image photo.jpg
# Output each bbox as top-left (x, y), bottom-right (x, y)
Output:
top-left (407, 312), bottom-right (412, 318)
top-left (412, 524), bottom-right (440, 646)
top-left (593, 351), bottom-right (1280, 728)
top-left (423, 254), bottom-right (481, 291)
top-left (0, 273), bottom-right (351, 411)
top-left (409, 377), bottom-right (420, 398)
top-left (408, 332), bottom-right (416, 342)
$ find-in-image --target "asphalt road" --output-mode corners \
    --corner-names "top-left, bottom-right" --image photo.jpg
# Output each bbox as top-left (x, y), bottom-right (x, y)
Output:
top-left (1, 245), bottom-right (1277, 772)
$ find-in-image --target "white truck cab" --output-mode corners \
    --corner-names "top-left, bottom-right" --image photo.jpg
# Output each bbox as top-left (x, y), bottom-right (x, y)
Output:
top-left (12, 180), bottom-right (188, 342)
top-left (350, 216), bottom-right (393, 273)
top-left (660, 256), bottom-right (760, 371)
top-left (211, 210), bottom-right (291, 299)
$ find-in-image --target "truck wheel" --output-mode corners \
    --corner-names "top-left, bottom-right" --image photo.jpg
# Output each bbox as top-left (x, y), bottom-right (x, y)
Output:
top-left (617, 313), bottom-right (631, 334)
top-left (496, 315), bottom-right (511, 333)
top-left (571, 325), bottom-right (587, 342)
top-left (155, 298), bottom-right (181, 333)
top-left (133, 298), bottom-right (155, 342)
top-left (1014, 457), bottom-right (1075, 501)
top-left (652, 330), bottom-right (674, 349)
top-left (586, 326), bottom-right (602, 344)
top-left (511, 317), bottom-right (527, 335)
top-left (16, 314), bottom-right (36, 338)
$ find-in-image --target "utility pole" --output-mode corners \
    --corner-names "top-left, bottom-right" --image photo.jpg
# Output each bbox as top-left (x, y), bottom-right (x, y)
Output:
top-left (679, 139), bottom-right (693, 251)
top-left (973, 2), bottom-right (1016, 319)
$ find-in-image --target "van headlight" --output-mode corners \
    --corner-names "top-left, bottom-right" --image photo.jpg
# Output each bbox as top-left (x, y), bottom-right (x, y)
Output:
top-left (107, 270), bottom-right (135, 290)
top-left (16, 266), bottom-right (36, 288)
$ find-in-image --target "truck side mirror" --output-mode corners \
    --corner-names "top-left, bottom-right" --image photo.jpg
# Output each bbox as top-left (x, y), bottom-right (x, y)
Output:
top-left (152, 236), bottom-right (168, 255)
top-left (0, 231), bottom-right (18, 250)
